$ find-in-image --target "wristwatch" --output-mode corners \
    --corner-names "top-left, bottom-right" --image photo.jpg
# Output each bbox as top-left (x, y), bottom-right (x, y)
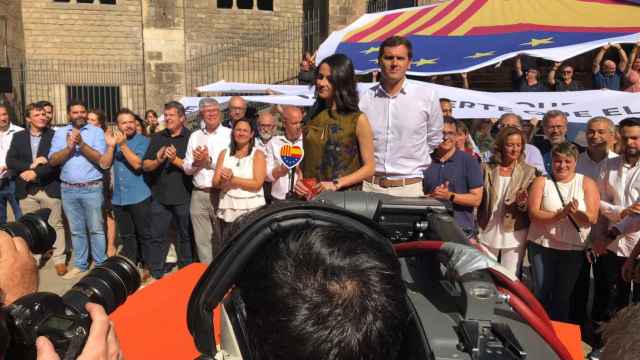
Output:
top-left (332, 178), bottom-right (341, 191)
top-left (449, 193), bottom-right (456, 202)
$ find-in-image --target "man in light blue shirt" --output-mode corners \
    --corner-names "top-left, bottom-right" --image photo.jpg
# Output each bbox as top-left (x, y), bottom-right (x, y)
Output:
top-left (49, 100), bottom-right (107, 279)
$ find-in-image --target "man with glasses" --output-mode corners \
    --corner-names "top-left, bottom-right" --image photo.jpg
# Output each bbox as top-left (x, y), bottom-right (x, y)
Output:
top-left (255, 111), bottom-right (276, 153)
top-left (423, 117), bottom-right (483, 238)
top-left (182, 98), bottom-right (230, 264)
top-left (548, 63), bottom-right (584, 91)
top-left (224, 96), bottom-right (248, 128)
top-left (533, 110), bottom-right (585, 174)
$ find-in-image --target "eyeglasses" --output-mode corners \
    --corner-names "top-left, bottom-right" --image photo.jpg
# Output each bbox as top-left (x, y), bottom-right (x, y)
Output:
top-left (561, 71), bottom-right (573, 74)
top-left (442, 131), bottom-right (457, 138)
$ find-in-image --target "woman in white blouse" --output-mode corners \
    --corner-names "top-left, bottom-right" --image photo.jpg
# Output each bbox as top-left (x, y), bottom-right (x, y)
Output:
top-left (213, 118), bottom-right (266, 227)
top-left (527, 142), bottom-right (599, 321)
top-left (477, 127), bottom-right (539, 277)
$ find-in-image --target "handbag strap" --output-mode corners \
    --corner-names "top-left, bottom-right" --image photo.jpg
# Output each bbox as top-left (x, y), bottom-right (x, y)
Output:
top-left (549, 175), bottom-right (582, 234)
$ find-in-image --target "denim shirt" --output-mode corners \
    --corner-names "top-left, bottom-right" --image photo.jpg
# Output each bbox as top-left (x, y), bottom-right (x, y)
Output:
top-left (48, 124), bottom-right (106, 184)
top-left (112, 134), bottom-right (151, 206)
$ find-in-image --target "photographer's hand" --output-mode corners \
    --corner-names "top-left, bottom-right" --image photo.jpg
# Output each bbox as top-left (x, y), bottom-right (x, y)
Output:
top-left (36, 303), bottom-right (123, 360)
top-left (0, 232), bottom-right (37, 304)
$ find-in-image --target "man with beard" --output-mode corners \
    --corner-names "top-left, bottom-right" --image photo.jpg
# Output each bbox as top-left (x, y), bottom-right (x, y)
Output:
top-left (48, 100), bottom-right (107, 279)
top-left (591, 118), bottom-right (640, 358)
top-left (182, 98), bottom-right (230, 264)
top-left (255, 111), bottom-right (276, 153)
top-left (533, 110), bottom-right (585, 174)
top-left (98, 108), bottom-right (152, 271)
top-left (573, 117), bottom-right (618, 331)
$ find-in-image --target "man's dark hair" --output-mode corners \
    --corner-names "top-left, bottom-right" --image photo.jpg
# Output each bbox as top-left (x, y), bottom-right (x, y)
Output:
top-left (164, 100), bottom-right (186, 117)
top-left (378, 36), bottom-right (413, 60)
top-left (66, 99), bottom-right (87, 113)
top-left (239, 226), bottom-right (409, 360)
top-left (144, 109), bottom-right (158, 119)
top-left (619, 117), bottom-right (640, 129)
top-left (25, 103), bottom-right (44, 118)
top-left (115, 108), bottom-right (136, 122)
top-left (443, 116), bottom-right (458, 127)
top-left (439, 98), bottom-right (452, 104)
top-left (36, 100), bottom-right (53, 109)
top-left (314, 53), bottom-right (360, 115)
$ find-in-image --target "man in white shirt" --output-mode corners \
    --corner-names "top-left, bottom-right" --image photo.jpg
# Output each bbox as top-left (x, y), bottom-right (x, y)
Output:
top-left (0, 104), bottom-right (23, 223)
top-left (182, 98), bottom-right (231, 264)
top-left (574, 116), bottom-right (618, 330)
top-left (593, 117), bottom-right (640, 325)
top-left (359, 36), bottom-right (443, 197)
top-left (266, 106), bottom-right (303, 201)
top-left (255, 111), bottom-right (276, 154)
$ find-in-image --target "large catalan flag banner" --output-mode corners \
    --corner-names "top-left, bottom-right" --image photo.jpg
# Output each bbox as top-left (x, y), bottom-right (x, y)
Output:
top-left (317, 0), bottom-right (640, 75)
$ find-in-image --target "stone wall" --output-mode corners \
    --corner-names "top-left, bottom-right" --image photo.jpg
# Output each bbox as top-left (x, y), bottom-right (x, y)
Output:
top-left (21, 0), bottom-right (143, 61)
top-left (0, 0), bottom-right (26, 122)
top-left (141, 0), bottom-right (185, 114)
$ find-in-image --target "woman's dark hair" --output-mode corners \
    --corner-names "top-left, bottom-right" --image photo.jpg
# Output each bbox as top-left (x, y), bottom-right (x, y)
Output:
top-left (88, 108), bottom-right (107, 130)
top-left (312, 53), bottom-right (360, 116)
top-left (145, 109), bottom-right (158, 119)
top-left (229, 117), bottom-right (255, 156)
top-left (491, 127), bottom-right (526, 164)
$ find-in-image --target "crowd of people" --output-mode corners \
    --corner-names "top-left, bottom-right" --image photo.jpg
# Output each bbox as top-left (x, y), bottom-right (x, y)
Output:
top-left (0, 35), bottom-right (638, 359)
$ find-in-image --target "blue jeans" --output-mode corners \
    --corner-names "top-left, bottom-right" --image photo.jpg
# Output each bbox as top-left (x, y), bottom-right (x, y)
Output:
top-left (527, 242), bottom-right (585, 322)
top-left (61, 185), bottom-right (106, 271)
top-left (0, 179), bottom-right (22, 223)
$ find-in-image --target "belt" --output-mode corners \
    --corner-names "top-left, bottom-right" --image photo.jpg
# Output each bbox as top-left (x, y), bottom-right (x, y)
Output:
top-left (61, 180), bottom-right (102, 188)
top-left (365, 175), bottom-right (422, 189)
top-left (194, 187), bottom-right (215, 193)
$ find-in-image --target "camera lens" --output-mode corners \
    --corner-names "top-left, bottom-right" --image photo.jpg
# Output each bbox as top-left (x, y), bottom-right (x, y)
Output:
top-left (0, 209), bottom-right (55, 254)
top-left (62, 256), bottom-right (141, 315)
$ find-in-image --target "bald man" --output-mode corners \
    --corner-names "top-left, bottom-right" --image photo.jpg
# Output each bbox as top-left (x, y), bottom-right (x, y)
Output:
top-left (593, 44), bottom-right (628, 90)
top-left (225, 96), bottom-right (247, 128)
top-left (265, 106), bottom-right (304, 201)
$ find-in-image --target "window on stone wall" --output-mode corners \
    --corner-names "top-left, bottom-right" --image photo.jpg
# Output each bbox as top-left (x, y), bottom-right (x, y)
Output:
top-left (216, 0), bottom-right (273, 11)
top-left (237, 0), bottom-right (253, 9)
top-left (257, 0), bottom-right (273, 10)
top-left (67, 85), bottom-right (121, 123)
top-left (53, 0), bottom-right (117, 4)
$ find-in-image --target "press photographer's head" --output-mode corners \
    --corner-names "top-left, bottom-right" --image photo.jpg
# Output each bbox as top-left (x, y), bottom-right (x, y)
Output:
top-left (238, 226), bottom-right (410, 360)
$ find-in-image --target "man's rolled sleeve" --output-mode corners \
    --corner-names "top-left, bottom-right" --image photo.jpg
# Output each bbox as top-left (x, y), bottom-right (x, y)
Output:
top-left (48, 128), bottom-right (67, 159)
top-left (426, 92), bottom-right (444, 150)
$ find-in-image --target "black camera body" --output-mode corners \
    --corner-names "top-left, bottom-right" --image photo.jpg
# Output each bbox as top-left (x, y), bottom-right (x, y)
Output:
top-left (4, 292), bottom-right (91, 360)
top-left (0, 210), bottom-right (141, 360)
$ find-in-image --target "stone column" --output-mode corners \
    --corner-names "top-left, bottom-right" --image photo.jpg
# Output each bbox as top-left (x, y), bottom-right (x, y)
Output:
top-left (141, 0), bottom-right (186, 114)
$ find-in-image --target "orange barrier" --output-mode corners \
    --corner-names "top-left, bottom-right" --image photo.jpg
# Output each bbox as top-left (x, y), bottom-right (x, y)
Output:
top-left (110, 264), bottom-right (583, 359)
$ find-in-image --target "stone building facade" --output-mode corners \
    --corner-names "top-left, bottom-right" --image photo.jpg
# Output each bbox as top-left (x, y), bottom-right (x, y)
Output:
top-left (10, 0), bottom-right (342, 123)
top-left (7, 0), bottom-right (421, 123)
